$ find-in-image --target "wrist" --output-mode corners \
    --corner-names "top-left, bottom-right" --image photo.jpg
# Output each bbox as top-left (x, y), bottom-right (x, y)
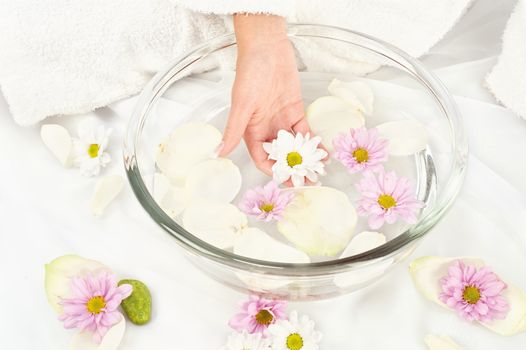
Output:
top-left (234, 14), bottom-right (287, 51)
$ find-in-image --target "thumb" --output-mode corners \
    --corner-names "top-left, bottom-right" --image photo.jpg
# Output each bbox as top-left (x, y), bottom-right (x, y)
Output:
top-left (219, 103), bottom-right (252, 157)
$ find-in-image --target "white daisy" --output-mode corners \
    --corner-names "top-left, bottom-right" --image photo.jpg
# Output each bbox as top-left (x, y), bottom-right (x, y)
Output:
top-left (263, 130), bottom-right (327, 187)
top-left (72, 119), bottom-right (112, 177)
top-left (267, 310), bottom-right (322, 350)
top-left (221, 331), bottom-right (271, 350)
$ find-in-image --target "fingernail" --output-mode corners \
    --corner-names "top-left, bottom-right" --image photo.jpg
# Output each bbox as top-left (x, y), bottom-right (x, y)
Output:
top-left (213, 141), bottom-right (225, 158)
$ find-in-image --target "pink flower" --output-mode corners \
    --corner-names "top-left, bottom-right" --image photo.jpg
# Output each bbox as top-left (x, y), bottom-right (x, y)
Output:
top-left (439, 260), bottom-right (509, 322)
top-left (58, 271), bottom-right (133, 343)
top-left (356, 170), bottom-right (424, 229)
top-left (229, 295), bottom-right (288, 334)
top-left (239, 181), bottom-right (295, 222)
top-left (332, 127), bottom-right (389, 173)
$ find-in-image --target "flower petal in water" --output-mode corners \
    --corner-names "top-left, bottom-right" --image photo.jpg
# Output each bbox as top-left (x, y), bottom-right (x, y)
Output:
top-left (328, 78), bottom-right (374, 115)
top-left (376, 119), bottom-right (428, 156)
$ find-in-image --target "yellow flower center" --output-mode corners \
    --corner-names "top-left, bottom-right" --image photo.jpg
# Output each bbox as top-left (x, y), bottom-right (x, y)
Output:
top-left (463, 286), bottom-right (481, 304)
top-left (260, 204), bottom-right (274, 213)
top-left (286, 152), bottom-right (303, 167)
top-left (255, 309), bottom-right (274, 325)
top-left (286, 333), bottom-right (304, 350)
top-left (87, 144), bottom-right (100, 158)
top-left (86, 296), bottom-right (106, 314)
top-left (378, 194), bottom-right (397, 210)
top-left (352, 148), bottom-right (369, 163)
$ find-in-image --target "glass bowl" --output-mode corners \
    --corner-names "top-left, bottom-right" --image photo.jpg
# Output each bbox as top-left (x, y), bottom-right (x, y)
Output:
top-left (124, 24), bottom-right (467, 300)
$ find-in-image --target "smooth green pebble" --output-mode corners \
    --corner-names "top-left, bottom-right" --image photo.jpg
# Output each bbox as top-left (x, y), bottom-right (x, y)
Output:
top-left (118, 279), bottom-right (151, 325)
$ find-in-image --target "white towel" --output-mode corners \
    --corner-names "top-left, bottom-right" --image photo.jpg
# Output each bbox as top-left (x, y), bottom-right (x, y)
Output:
top-left (0, 0), bottom-right (474, 126)
top-left (486, 0), bottom-right (526, 120)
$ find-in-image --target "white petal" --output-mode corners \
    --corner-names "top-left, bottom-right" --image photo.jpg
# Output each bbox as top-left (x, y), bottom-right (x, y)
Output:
top-left (277, 187), bottom-right (357, 256)
top-left (152, 173), bottom-right (187, 218)
top-left (234, 228), bottom-right (310, 263)
top-left (182, 200), bottom-right (247, 249)
top-left (45, 255), bottom-right (108, 313)
top-left (424, 334), bottom-right (463, 350)
top-left (185, 158), bottom-right (242, 203)
top-left (376, 120), bottom-right (428, 156)
top-left (334, 232), bottom-right (391, 288)
top-left (90, 175), bottom-right (124, 216)
top-left (41, 124), bottom-right (72, 167)
top-left (410, 256), bottom-right (526, 336)
top-left (305, 95), bottom-right (352, 119)
top-left (328, 79), bottom-right (374, 115)
top-left (70, 316), bottom-right (126, 350)
top-left (155, 122), bottom-right (222, 185)
top-left (307, 109), bottom-right (365, 151)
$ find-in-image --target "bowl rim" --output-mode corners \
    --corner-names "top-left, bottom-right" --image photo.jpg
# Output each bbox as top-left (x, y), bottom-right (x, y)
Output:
top-left (123, 23), bottom-right (468, 276)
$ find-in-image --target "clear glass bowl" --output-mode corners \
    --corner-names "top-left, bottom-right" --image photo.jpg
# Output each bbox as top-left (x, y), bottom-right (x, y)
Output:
top-left (124, 24), bottom-right (467, 300)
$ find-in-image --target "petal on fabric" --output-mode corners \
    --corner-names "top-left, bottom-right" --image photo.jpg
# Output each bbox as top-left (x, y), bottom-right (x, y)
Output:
top-left (70, 315), bottom-right (125, 350)
top-left (90, 175), bottom-right (124, 217)
top-left (152, 173), bottom-right (187, 218)
top-left (277, 187), bottom-right (357, 256)
top-left (334, 232), bottom-right (391, 288)
top-left (184, 158), bottom-right (242, 204)
top-left (424, 334), bottom-right (463, 350)
top-left (307, 109), bottom-right (365, 151)
top-left (182, 200), bottom-right (247, 249)
top-left (155, 122), bottom-right (222, 185)
top-left (376, 120), bottom-right (428, 156)
top-left (41, 124), bottom-right (73, 167)
top-left (45, 255), bottom-right (109, 314)
top-left (328, 79), bottom-right (374, 115)
top-left (233, 228), bottom-right (310, 263)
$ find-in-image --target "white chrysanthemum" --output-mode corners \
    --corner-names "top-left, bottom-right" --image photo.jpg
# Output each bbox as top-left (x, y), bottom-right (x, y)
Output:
top-left (72, 119), bottom-right (111, 177)
top-left (263, 130), bottom-right (327, 187)
top-left (267, 311), bottom-right (322, 350)
top-left (221, 331), bottom-right (271, 350)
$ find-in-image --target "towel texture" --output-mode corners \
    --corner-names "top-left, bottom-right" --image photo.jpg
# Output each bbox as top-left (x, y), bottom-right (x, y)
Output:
top-left (0, 0), bottom-right (474, 126)
top-left (486, 0), bottom-right (526, 120)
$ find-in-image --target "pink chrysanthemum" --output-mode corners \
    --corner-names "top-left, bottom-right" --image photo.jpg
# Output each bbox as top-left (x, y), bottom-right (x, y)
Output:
top-left (229, 295), bottom-right (288, 334)
top-left (356, 170), bottom-right (424, 229)
top-left (59, 271), bottom-right (133, 343)
top-left (332, 127), bottom-right (389, 173)
top-left (239, 181), bottom-right (295, 222)
top-left (439, 260), bottom-right (509, 322)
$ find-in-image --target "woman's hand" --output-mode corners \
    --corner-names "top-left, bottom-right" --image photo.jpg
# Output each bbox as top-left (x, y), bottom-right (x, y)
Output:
top-left (218, 14), bottom-right (310, 175)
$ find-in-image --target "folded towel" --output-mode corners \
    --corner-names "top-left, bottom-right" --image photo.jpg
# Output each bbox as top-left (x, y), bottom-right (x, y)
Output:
top-left (0, 0), bottom-right (474, 126)
top-left (486, 0), bottom-right (526, 120)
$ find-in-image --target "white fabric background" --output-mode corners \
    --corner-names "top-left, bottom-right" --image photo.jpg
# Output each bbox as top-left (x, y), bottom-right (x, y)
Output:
top-left (0, 0), bottom-right (525, 349)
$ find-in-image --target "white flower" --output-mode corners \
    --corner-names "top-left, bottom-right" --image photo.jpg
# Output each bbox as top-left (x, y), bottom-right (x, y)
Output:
top-left (72, 119), bottom-right (112, 177)
top-left (267, 311), bottom-right (322, 350)
top-left (263, 130), bottom-right (327, 187)
top-left (221, 331), bottom-right (270, 350)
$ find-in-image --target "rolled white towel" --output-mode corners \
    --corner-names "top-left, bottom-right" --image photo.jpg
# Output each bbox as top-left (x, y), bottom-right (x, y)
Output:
top-left (486, 0), bottom-right (526, 120)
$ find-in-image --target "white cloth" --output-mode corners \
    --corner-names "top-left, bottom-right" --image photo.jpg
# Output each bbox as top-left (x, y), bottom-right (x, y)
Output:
top-left (0, 0), bottom-right (474, 126)
top-left (1, 1), bottom-right (526, 349)
top-left (486, 0), bottom-right (526, 120)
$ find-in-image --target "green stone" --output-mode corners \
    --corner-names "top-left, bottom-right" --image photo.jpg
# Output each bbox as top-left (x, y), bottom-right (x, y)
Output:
top-left (118, 279), bottom-right (152, 325)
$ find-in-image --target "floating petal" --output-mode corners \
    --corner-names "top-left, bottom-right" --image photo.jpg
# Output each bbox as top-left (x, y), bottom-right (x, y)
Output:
top-left (45, 255), bottom-right (109, 313)
top-left (334, 231), bottom-right (391, 288)
top-left (277, 187), bottom-right (357, 256)
top-left (305, 95), bottom-right (352, 118)
top-left (90, 175), bottom-right (124, 216)
top-left (376, 120), bottom-right (428, 156)
top-left (155, 122), bottom-right (222, 185)
top-left (41, 124), bottom-right (72, 167)
top-left (410, 256), bottom-right (526, 336)
top-left (70, 316), bottom-right (125, 350)
top-left (152, 173), bottom-right (187, 218)
top-left (182, 200), bottom-right (247, 249)
top-left (328, 79), bottom-right (374, 115)
top-left (424, 334), bottom-right (463, 350)
top-left (307, 109), bottom-right (365, 151)
top-left (185, 158), bottom-right (242, 203)
top-left (234, 228), bottom-right (310, 263)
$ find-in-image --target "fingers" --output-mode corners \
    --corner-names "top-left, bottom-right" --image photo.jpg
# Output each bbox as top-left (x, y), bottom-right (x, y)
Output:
top-left (245, 136), bottom-right (274, 176)
top-left (291, 118), bottom-right (312, 136)
top-left (219, 102), bottom-right (252, 157)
